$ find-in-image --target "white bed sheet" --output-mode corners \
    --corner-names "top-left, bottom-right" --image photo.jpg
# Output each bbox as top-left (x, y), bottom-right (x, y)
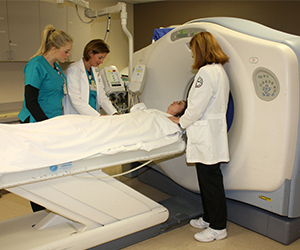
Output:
top-left (0, 107), bottom-right (182, 173)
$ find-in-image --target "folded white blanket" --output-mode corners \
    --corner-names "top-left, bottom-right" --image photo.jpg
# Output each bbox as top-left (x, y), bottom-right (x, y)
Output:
top-left (0, 106), bottom-right (182, 173)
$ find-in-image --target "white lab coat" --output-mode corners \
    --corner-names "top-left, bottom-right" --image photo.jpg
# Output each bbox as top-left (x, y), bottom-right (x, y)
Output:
top-left (63, 59), bottom-right (117, 116)
top-left (180, 63), bottom-right (230, 164)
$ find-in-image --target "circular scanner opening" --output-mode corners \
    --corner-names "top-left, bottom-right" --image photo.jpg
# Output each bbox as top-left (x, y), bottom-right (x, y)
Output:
top-left (226, 92), bottom-right (234, 132)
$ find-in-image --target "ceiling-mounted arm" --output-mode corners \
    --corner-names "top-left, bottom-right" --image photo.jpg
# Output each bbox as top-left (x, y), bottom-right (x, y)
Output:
top-left (85, 2), bottom-right (123, 18)
top-left (85, 2), bottom-right (133, 79)
top-left (57, 0), bottom-right (89, 8)
top-left (57, 1), bottom-right (133, 80)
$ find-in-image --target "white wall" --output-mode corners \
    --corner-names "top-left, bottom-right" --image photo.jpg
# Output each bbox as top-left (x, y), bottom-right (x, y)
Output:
top-left (0, 0), bottom-right (133, 108)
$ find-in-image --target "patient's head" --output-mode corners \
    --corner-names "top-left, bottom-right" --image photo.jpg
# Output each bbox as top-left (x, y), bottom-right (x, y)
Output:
top-left (167, 100), bottom-right (187, 117)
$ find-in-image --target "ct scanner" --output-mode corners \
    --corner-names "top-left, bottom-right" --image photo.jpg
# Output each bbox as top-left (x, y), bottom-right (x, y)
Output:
top-left (132, 17), bottom-right (300, 245)
top-left (1, 16), bottom-right (300, 249)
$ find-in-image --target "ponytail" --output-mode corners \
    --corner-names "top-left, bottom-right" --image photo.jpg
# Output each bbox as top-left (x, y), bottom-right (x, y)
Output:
top-left (31, 25), bottom-right (73, 59)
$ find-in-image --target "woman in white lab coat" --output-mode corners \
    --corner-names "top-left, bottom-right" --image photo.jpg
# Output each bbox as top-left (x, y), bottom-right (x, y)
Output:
top-left (169, 32), bottom-right (230, 243)
top-left (64, 39), bottom-right (117, 116)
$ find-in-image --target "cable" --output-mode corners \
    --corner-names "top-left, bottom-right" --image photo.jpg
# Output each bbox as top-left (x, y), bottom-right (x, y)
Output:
top-left (127, 91), bottom-right (140, 110)
top-left (104, 14), bottom-right (111, 42)
top-left (74, 160), bottom-right (153, 179)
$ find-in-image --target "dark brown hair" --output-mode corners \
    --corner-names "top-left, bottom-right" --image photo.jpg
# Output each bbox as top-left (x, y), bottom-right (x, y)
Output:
top-left (83, 39), bottom-right (110, 61)
top-left (175, 100), bottom-right (187, 117)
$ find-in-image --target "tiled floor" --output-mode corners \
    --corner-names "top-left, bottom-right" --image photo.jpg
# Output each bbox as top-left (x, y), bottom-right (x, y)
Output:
top-left (0, 172), bottom-right (299, 250)
top-left (120, 176), bottom-right (300, 250)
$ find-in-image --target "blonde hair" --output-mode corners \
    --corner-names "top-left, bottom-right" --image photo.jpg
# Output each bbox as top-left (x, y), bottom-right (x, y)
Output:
top-left (31, 25), bottom-right (73, 59)
top-left (189, 32), bottom-right (229, 70)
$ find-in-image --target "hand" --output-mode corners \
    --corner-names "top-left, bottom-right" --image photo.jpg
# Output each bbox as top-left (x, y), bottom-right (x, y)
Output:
top-left (168, 116), bottom-right (180, 124)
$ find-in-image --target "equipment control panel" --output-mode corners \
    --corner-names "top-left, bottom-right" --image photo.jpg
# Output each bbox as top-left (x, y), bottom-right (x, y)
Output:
top-left (100, 66), bottom-right (125, 96)
top-left (252, 67), bottom-right (280, 101)
top-left (129, 64), bottom-right (147, 94)
top-left (171, 28), bottom-right (205, 42)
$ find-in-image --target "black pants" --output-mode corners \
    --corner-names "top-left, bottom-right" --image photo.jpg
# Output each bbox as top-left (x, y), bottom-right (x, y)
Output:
top-left (196, 162), bottom-right (227, 230)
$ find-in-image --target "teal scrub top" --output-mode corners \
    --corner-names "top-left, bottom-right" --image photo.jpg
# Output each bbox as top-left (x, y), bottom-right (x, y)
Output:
top-left (86, 69), bottom-right (97, 111)
top-left (18, 55), bottom-right (66, 122)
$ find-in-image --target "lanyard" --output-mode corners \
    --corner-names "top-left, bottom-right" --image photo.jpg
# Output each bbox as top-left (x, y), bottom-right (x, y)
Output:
top-left (54, 65), bottom-right (67, 95)
top-left (86, 69), bottom-right (97, 91)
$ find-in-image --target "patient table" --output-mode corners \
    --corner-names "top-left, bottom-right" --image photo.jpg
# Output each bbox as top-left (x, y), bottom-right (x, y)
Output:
top-left (0, 111), bottom-right (185, 250)
top-left (0, 141), bottom-right (185, 250)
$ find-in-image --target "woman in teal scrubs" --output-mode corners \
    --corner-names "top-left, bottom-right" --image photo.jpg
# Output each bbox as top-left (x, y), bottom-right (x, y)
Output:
top-left (18, 24), bottom-right (73, 123)
top-left (18, 25), bottom-right (72, 212)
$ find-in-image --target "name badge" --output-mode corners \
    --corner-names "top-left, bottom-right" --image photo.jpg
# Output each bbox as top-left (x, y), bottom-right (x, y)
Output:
top-left (90, 80), bottom-right (97, 91)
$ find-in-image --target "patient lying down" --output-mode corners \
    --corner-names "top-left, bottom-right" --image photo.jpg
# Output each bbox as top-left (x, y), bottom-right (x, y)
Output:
top-left (0, 101), bottom-right (186, 173)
